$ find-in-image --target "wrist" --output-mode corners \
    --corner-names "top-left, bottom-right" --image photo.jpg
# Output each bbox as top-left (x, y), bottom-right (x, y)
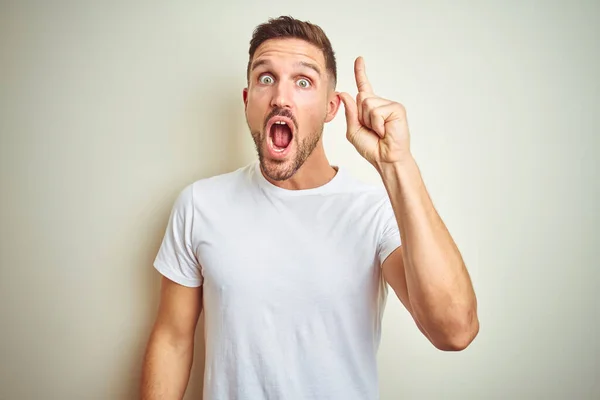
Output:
top-left (375, 154), bottom-right (417, 180)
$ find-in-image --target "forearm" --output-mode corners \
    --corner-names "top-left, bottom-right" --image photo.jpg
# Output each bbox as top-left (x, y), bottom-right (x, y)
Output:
top-left (377, 156), bottom-right (478, 349)
top-left (140, 329), bottom-right (195, 400)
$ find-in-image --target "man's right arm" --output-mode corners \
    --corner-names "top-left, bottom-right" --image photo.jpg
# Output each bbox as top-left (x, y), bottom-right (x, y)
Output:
top-left (140, 276), bottom-right (203, 400)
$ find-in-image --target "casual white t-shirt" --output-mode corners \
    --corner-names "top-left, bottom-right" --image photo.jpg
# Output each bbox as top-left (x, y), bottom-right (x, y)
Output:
top-left (154, 160), bottom-right (402, 400)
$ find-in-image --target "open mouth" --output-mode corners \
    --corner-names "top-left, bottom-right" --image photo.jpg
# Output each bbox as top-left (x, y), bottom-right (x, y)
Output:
top-left (267, 117), bottom-right (294, 154)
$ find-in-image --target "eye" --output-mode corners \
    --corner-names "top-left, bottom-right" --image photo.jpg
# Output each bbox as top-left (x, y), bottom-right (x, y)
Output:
top-left (259, 74), bottom-right (274, 85)
top-left (297, 78), bottom-right (311, 88)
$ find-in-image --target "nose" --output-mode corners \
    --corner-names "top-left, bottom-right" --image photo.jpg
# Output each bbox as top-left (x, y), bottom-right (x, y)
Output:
top-left (270, 81), bottom-right (293, 109)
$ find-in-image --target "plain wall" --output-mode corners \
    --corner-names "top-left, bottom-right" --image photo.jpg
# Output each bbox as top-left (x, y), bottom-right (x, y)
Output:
top-left (1, 1), bottom-right (598, 399)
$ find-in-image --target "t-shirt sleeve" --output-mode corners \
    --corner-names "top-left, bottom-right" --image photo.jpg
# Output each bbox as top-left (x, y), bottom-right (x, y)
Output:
top-left (377, 194), bottom-right (402, 266)
top-left (153, 184), bottom-right (203, 287)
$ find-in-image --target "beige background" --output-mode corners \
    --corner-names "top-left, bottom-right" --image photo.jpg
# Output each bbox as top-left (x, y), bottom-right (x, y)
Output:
top-left (1, 1), bottom-right (598, 399)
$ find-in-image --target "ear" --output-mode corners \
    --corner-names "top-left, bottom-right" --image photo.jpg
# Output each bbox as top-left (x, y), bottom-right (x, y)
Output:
top-left (242, 88), bottom-right (248, 111)
top-left (324, 91), bottom-right (341, 123)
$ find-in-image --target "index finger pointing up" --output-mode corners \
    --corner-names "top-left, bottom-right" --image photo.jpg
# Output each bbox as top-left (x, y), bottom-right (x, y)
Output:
top-left (354, 56), bottom-right (374, 94)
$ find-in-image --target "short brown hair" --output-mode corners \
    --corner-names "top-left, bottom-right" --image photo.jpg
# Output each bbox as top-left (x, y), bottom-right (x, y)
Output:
top-left (247, 16), bottom-right (337, 86)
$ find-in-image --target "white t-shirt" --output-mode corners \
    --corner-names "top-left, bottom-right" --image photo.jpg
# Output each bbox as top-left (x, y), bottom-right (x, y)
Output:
top-left (154, 160), bottom-right (402, 400)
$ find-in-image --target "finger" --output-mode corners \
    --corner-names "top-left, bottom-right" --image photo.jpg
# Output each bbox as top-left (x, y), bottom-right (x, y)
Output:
top-left (357, 93), bottom-right (363, 126)
top-left (371, 111), bottom-right (386, 138)
top-left (338, 92), bottom-right (360, 133)
top-left (356, 91), bottom-right (376, 127)
top-left (362, 97), bottom-right (393, 134)
top-left (354, 56), bottom-right (374, 94)
top-left (371, 102), bottom-right (406, 137)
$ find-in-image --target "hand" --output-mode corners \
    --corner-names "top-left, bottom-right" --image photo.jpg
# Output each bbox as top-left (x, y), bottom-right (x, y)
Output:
top-left (338, 57), bottom-right (411, 167)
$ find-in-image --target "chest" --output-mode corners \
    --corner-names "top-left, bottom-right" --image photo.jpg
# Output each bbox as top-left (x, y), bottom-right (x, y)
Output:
top-left (195, 195), bottom-right (383, 310)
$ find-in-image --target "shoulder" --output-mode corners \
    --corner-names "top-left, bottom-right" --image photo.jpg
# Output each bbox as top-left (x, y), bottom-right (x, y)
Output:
top-left (187, 162), bottom-right (254, 199)
top-left (171, 162), bottom-right (255, 212)
top-left (335, 166), bottom-right (391, 208)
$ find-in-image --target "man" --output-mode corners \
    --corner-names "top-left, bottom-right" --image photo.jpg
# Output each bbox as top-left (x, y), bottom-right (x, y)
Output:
top-left (141, 15), bottom-right (479, 400)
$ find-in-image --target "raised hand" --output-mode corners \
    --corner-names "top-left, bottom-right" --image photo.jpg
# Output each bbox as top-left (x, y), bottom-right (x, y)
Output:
top-left (338, 57), bottom-right (411, 167)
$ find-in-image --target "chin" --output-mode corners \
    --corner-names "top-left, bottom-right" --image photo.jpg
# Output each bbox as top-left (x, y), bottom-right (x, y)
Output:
top-left (259, 149), bottom-right (299, 181)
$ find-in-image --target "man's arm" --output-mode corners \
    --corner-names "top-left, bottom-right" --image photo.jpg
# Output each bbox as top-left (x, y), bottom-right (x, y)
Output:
top-left (338, 56), bottom-right (478, 351)
top-left (140, 276), bottom-right (202, 399)
top-left (380, 157), bottom-right (479, 351)
top-left (382, 247), bottom-right (434, 342)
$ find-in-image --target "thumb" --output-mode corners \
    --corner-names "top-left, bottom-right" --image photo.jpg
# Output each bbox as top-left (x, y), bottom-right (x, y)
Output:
top-left (338, 92), bottom-right (360, 133)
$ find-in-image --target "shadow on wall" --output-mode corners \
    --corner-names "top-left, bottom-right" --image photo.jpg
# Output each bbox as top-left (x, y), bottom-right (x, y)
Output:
top-left (182, 84), bottom-right (252, 399)
top-left (123, 83), bottom-right (251, 399)
top-left (192, 81), bottom-right (256, 180)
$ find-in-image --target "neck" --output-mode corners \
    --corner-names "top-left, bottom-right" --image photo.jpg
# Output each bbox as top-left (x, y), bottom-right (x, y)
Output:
top-left (261, 142), bottom-right (337, 190)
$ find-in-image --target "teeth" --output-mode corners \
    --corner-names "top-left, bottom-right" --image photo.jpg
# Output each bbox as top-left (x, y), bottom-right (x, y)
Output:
top-left (275, 121), bottom-right (286, 125)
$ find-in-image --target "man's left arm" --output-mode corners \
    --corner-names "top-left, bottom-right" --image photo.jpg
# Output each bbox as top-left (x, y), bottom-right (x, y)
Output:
top-left (378, 157), bottom-right (479, 351)
top-left (338, 56), bottom-right (479, 351)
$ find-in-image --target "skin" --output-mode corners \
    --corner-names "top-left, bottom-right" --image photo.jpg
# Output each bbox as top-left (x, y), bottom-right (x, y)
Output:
top-left (141, 36), bottom-right (479, 400)
top-left (339, 57), bottom-right (479, 351)
top-left (243, 38), bottom-right (341, 189)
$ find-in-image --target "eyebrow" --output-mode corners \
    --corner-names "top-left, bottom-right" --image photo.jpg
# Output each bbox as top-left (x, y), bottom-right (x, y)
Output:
top-left (250, 59), bottom-right (322, 77)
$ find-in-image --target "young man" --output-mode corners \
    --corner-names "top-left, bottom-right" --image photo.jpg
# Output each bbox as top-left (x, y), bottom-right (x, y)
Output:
top-left (141, 16), bottom-right (479, 400)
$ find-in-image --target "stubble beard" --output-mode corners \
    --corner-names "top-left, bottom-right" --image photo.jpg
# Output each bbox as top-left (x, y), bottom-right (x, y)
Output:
top-left (250, 125), bottom-right (323, 182)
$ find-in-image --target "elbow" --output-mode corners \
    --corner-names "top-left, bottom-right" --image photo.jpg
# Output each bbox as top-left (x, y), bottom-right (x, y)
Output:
top-left (147, 324), bottom-right (195, 356)
top-left (432, 310), bottom-right (480, 352)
